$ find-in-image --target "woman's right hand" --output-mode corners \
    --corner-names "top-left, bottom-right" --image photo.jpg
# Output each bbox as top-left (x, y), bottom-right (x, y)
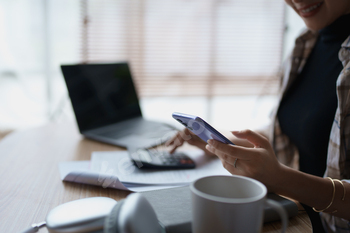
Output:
top-left (165, 128), bottom-right (216, 156)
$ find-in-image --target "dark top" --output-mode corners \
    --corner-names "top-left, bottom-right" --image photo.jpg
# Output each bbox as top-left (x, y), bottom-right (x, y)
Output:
top-left (278, 14), bottom-right (350, 177)
top-left (277, 15), bottom-right (350, 233)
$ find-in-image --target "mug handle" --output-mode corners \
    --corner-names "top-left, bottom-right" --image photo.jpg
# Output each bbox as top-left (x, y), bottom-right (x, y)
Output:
top-left (265, 199), bottom-right (288, 233)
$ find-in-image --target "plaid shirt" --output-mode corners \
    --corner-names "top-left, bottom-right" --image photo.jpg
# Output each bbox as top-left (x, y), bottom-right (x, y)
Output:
top-left (269, 29), bottom-right (350, 233)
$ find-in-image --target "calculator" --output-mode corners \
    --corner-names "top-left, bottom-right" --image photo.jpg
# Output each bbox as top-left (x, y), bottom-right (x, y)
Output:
top-left (128, 148), bottom-right (195, 169)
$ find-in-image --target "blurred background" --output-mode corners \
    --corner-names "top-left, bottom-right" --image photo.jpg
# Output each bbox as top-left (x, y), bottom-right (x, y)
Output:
top-left (0, 0), bottom-right (305, 136)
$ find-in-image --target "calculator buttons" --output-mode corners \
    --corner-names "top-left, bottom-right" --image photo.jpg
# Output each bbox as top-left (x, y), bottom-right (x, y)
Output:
top-left (130, 148), bottom-right (195, 169)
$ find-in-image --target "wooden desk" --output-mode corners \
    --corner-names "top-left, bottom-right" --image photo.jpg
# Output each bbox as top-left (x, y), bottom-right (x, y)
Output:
top-left (0, 123), bottom-right (312, 233)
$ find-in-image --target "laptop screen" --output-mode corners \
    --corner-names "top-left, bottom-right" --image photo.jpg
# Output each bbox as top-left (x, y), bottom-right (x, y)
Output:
top-left (61, 63), bottom-right (142, 132)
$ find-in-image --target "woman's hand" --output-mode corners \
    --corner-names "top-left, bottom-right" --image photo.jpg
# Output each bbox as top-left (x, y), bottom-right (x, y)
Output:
top-left (165, 128), bottom-right (216, 156)
top-left (206, 129), bottom-right (284, 192)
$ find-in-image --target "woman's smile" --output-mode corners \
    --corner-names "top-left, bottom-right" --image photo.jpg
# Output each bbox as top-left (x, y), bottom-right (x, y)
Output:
top-left (297, 2), bottom-right (324, 17)
top-left (285, 0), bottom-right (350, 31)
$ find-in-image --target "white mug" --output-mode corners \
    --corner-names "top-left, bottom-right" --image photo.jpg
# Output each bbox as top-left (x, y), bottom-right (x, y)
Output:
top-left (190, 175), bottom-right (288, 233)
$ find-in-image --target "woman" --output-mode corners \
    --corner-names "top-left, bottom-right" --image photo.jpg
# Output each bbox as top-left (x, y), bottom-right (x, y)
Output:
top-left (167, 0), bottom-right (350, 232)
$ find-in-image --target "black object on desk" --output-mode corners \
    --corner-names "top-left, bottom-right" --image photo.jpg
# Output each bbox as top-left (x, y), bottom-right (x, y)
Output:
top-left (141, 186), bottom-right (299, 233)
top-left (128, 148), bottom-right (195, 169)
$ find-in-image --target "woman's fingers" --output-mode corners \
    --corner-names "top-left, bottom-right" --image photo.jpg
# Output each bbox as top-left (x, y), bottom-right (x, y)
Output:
top-left (215, 153), bottom-right (247, 176)
top-left (206, 129), bottom-right (271, 160)
top-left (231, 129), bottom-right (270, 149)
top-left (207, 129), bottom-right (283, 192)
top-left (165, 128), bottom-right (211, 154)
top-left (206, 139), bottom-right (255, 161)
top-left (166, 132), bottom-right (186, 153)
top-left (165, 132), bottom-right (180, 147)
top-left (206, 144), bottom-right (236, 163)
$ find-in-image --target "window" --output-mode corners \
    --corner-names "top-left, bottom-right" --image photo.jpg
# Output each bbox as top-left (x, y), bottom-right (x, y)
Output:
top-left (0, 0), bottom-right (80, 129)
top-left (0, 0), bottom-right (287, 130)
top-left (81, 0), bottom-right (286, 97)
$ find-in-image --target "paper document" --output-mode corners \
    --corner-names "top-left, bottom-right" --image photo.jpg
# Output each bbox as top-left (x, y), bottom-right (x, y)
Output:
top-left (58, 161), bottom-right (185, 192)
top-left (90, 150), bottom-right (230, 185)
top-left (59, 149), bottom-right (230, 192)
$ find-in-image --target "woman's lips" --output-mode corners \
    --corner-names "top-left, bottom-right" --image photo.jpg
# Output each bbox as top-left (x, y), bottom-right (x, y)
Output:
top-left (297, 2), bottom-right (324, 18)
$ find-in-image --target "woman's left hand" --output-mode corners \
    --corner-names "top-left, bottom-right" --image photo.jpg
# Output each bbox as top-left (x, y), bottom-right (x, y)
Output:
top-left (206, 129), bottom-right (284, 192)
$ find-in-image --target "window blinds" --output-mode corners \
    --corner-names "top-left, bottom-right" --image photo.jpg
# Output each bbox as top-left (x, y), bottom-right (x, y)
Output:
top-left (80, 0), bottom-right (285, 96)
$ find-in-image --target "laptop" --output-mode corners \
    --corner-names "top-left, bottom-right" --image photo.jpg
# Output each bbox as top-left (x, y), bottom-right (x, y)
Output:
top-left (61, 62), bottom-right (176, 148)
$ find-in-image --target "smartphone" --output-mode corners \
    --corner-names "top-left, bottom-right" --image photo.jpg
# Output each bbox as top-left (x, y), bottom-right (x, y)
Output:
top-left (172, 112), bottom-right (234, 145)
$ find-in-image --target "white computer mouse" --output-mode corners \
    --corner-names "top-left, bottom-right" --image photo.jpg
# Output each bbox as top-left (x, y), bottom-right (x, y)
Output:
top-left (46, 197), bottom-right (117, 233)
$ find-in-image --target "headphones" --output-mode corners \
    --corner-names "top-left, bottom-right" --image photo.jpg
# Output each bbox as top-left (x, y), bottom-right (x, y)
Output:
top-left (104, 193), bottom-right (165, 233)
top-left (21, 194), bottom-right (165, 233)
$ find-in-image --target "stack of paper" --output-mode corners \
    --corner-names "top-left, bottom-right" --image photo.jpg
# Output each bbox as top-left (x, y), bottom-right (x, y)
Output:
top-left (59, 150), bottom-right (230, 192)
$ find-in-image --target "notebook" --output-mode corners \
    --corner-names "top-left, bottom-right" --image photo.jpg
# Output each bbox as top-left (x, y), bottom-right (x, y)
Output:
top-left (141, 186), bottom-right (299, 233)
top-left (61, 63), bottom-right (176, 148)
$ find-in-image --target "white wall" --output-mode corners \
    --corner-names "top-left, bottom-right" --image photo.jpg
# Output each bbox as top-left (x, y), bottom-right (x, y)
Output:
top-left (0, 2), bottom-right (307, 132)
top-left (0, 0), bottom-right (80, 131)
top-left (141, 6), bottom-right (307, 132)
